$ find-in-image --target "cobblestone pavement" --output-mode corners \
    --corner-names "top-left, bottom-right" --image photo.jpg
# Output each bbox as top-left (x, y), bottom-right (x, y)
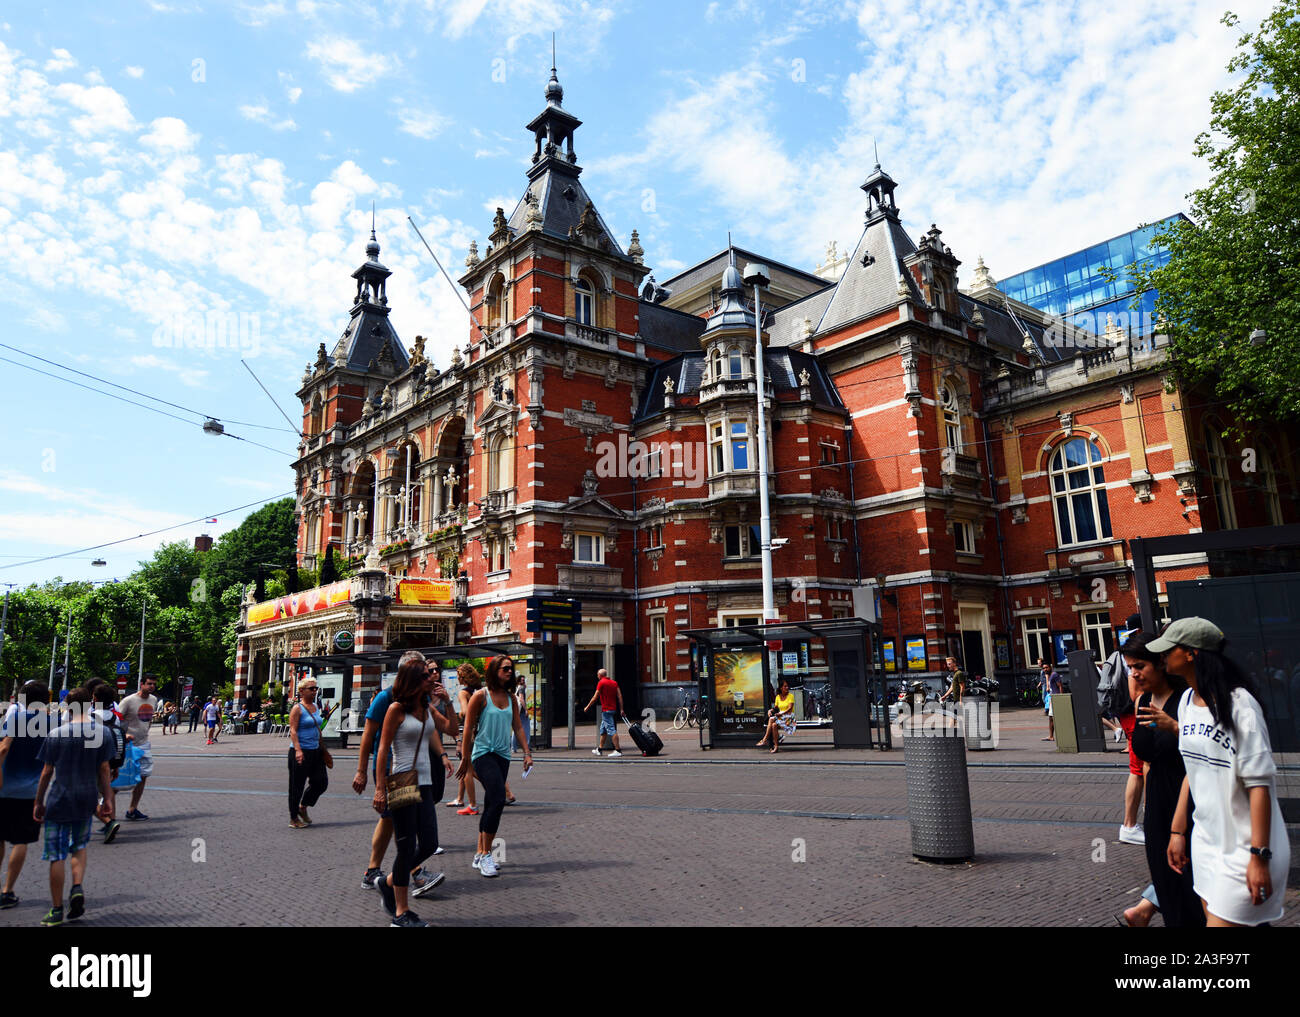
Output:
top-left (1, 717), bottom-right (1294, 927)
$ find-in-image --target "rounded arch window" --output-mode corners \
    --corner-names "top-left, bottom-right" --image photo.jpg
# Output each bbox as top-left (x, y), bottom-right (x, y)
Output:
top-left (574, 277), bottom-right (594, 326)
top-left (940, 382), bottom-right (961, 452)
top-left (1049, 437), bottom-right (1112, 546)
top-left (710, 347), bottom-right (723, 381)
top-left (486, 276), bottom-right (507, 329)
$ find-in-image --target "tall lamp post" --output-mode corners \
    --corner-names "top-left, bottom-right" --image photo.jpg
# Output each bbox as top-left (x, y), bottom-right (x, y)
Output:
top-left (742, 262), bottom-right (778, 624)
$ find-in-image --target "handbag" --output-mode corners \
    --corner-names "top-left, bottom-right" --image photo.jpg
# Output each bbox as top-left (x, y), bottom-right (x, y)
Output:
top-left (384, 710), bottom-right (427, 811)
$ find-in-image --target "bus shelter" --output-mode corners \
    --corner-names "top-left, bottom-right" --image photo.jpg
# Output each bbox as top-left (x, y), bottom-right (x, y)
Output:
top-left (280, 640), bottom-right (546, 748)
top-left (679, 618), bottom-right (888, 750)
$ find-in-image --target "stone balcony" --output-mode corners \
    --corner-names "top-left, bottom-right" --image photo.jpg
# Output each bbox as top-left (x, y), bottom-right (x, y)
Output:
top-left (555, 562), bottom-right (623, 591)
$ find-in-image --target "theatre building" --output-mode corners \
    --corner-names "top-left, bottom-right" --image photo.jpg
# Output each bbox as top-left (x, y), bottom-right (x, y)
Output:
top-left (233, 65), bottom-right (1300, 719)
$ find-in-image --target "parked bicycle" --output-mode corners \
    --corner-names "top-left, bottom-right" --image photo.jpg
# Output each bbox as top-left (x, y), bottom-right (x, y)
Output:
top-left (672, 689), bottom-right (709, 730)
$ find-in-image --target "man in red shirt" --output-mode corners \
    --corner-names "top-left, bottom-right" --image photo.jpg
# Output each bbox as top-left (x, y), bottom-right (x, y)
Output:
top-left (583, 669), bottom-right (624, 757)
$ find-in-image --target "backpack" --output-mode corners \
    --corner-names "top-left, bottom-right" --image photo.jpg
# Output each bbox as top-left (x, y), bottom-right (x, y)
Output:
top-left (104, 717), bottom-right (127, 771)
top-left (1097, 650), bottom-right (1132, 716)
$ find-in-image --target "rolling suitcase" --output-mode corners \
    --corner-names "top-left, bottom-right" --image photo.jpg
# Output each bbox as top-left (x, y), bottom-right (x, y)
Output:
top-left (623, 715), bottom-right (663, 757)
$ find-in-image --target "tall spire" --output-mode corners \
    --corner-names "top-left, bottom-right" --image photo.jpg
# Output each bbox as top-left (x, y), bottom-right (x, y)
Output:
top-left (545, 33), bottom-right (564, 107)
top-left (528, 43), bottom-right (581, 180)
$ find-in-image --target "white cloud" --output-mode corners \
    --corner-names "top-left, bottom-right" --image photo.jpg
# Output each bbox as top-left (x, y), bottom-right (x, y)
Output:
top-left (239, 102), bottom-right (298, 131)
top-left (44, 47), bottom-right (76, 72)
top-left (52, 82), bottom-right (135, 135)
top-left (394, 103), bottom-right (450, 140)
top-left (24, 308), bottom-right (68, 332)
top-left (124, 65), bottom-right (144, 78)
top-left (304, 36), bottom-right (396, 92)
top-left (128, 354), bottom-right (209, 387)
top-left (140, 116), bottom-right (199, 152)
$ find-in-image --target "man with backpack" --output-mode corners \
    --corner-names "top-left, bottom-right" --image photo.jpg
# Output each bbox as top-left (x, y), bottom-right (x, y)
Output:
top-left (1097, 614), bottom-right (1144, 845)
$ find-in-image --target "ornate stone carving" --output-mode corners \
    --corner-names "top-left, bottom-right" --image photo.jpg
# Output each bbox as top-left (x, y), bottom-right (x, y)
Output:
top-left (1059, 412), bottom-right (1073, 437)
top-left (663, 375), bottom-right (675, 394)
top-left (1129, 469), bottom-right (1154, 502)
top-left (1119, 382), bottom-right (1134, 404)
top-left (604, 358), bottom-right (618, 389)
top-left (582, 470), bottom-right (599, 496)
top-left (798, 368), bottom-right (811, 387)
top-left (489, 207), bottom-right (511, 246)
top-left (483, 606), bottom-right (511, 637)
top-left (563, 350), bottom-right (577, 379)
top-left (524, 190), bottom-right (543, 230)
top-left (627, 229), bottom-right (644, 265)
top-left (1008, 495), bottom-right (1029, 524)
top-left (465, 241), bottom-right (480, 268)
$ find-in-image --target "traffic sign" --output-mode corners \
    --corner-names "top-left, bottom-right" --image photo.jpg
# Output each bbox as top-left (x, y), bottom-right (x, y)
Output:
top-left (115, 661), bottom-right (131, 676)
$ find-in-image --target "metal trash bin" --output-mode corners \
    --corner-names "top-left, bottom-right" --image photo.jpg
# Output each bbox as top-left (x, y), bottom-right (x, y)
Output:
top-left (962, 693), bottom-right (995, 751)
top-left (901, 716), bottom-right (974, 862)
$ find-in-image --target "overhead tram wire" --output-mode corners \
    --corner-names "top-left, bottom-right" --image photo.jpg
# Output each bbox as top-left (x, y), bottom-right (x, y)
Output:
top-left (0, 354), bottom-right (294, 457)
top-left (0, 341), bottom-right (292, 432)
top-left (0, 492), bottom-right (296, 571)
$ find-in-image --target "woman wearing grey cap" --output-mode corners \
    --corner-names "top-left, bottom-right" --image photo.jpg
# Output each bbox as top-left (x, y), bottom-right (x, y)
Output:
top-left (1159, 617), bottom-right (1289, 926)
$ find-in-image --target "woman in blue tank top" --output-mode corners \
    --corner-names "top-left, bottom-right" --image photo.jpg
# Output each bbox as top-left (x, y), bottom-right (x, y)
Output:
top-left (288, 679), bottom-right (329, 828)
top-left (456, 656), bottom-right (532, 877)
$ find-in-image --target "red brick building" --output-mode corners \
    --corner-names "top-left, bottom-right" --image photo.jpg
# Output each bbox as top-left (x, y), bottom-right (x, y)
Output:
top-left (234, 68), bottom-right (1299, 717)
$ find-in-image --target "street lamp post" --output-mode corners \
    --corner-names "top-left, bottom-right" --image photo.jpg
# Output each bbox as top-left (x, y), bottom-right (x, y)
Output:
top-left (743, 262), bottom-right (778, 624)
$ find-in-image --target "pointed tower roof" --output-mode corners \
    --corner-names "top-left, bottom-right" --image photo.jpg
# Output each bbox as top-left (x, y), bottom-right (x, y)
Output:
top-left (814, 162), bottom-right (921, 334)
top-left (331, 226), bottom-right (409, 374)
top-left (504, 60), bottom-right (625, 255)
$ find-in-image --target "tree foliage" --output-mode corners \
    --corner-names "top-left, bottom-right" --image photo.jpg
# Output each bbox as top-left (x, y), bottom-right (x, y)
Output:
top-left (0, 498), bottom-right (298, 698)
top-left (1129, 2), bottom-right (1300, 427)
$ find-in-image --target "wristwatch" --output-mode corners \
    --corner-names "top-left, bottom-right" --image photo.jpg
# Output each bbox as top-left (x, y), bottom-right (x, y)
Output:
top-left (1249, 846), bottom-right (1272, 861)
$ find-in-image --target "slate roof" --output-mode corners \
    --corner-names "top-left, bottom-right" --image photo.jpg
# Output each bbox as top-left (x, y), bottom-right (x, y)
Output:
top-left (768, 287), bottom-right (835, 348)
top-left (815, 216), bottom-right (920, 334)
top-left (958, 293), bottom-right (1064, 363)
top-left (334, 306), bottom-right (409, 374)
top-left (638, 300), bottom-right (706, 353)
top-left (634, 347), bottom-right (843, 421)
top-left (505, 164), bottom-right (625, 256)
top-left (660, 245), bottom-right (827, 299)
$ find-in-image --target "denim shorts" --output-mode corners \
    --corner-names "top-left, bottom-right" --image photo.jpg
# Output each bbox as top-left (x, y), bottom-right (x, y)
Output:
top-left (598, 711), bottom-right (617, 736)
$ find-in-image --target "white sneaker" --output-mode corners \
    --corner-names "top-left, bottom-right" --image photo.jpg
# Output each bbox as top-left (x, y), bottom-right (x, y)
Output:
top-left (1113, 727), bottom-right (1124, 743)
top-left (1119, 824), bottom-right (1146, 845)
top-left (609, 750), bottom-right (622, 757)
top-left (433, 846), bottom-right (444, 856)
top-left (471, 853), bottom-right (482, 870)
top-left (479, 853), bottom-right (499, 877)
top-left (591, 748), bottom-right (602, 756)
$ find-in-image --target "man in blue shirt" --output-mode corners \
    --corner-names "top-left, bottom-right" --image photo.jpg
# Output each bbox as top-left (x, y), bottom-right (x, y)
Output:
top-left (0, 681), bottom-right (51, 910)
top-left (351, 653), bottom-right (456, 900)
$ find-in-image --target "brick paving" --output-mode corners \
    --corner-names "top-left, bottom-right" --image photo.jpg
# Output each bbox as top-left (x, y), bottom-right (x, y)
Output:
top-left (0, 713), bottom-right (1294, 927)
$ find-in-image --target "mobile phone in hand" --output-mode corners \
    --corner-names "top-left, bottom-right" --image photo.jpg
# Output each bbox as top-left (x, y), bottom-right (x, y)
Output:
top-left (522, 764), bottom-right (533, 779)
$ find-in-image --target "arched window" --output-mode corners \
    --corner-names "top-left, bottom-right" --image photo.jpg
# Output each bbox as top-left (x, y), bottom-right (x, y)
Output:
top-left (1049, 437), bottom-right (1112, 546)
top-left (728, 346), bottom-right (742, 379)
top-left (940, 383), bottom-right (961, 453)
top-left (1259, 445), bottom-right (1283, 527)
top-left (308, 395), bottom-right (322, 436)
top-left (486, 276), bottom-right (506, 330)
top-left (1205, 425), bottom-right (1237, 530)
top-left (574, 278), bottom-right (594, 326)
top-left (710, 348), bottom-right (723, 381)
top-left (487, 432), bottom-right (510, 492)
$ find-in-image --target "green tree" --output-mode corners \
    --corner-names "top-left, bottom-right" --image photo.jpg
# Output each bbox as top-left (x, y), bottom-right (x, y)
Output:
top-left (1129, 2), bottom-right (1300, 427)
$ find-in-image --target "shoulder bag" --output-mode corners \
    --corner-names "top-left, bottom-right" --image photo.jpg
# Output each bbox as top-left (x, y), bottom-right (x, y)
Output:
top-left (384, 709), bottom-right (428, 811)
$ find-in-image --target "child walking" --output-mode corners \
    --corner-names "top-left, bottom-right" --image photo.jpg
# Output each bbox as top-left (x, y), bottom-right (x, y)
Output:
top-left (32, 687), bottom-right (116, 927)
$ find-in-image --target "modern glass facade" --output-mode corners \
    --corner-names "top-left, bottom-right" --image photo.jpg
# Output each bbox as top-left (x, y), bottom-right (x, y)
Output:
top-left (999, 215), bottom-right (1188, 337)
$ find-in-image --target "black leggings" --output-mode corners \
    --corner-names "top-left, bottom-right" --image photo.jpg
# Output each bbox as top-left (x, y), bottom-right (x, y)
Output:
top-left (391, 786), bottom-right (439, 888)
top-left (474, 753), bottom-right (510, 836)
top-left (288, 747), bottom-right (328, 819)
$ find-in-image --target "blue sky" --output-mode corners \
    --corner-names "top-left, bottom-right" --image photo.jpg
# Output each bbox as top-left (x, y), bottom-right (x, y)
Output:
top-left (0, 0), bottom-right (1273, 588)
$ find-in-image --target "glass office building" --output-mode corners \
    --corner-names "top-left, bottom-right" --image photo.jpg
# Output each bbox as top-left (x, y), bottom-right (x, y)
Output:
top-left (998, 214), bottom-right (1189, 337)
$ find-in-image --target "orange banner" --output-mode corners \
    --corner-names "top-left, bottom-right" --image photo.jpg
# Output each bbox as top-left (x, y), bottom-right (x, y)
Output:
top-left (396, 579), bottom-right (455, 606)
top-left (247, 581), bottom-right (353, 627)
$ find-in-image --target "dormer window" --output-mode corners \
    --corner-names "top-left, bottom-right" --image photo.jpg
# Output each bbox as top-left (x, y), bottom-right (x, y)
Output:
top-left (575, 278), bottom-right (594, 325)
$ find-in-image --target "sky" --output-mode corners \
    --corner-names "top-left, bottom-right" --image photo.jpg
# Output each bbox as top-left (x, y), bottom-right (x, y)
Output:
top-left (0, 0), bottom-right (1274, 590)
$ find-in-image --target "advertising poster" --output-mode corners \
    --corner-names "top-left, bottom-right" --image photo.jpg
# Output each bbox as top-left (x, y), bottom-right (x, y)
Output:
top-left (1052, 631), bottom-right (1078, 666)
top-left (881, 639), bottom-right (897, 671)
top-left (711, 647), bottom-right (765, 735)
top-left (905, 637), bottom-right (927, 671)
top-left (994, 635), bottom-right (1011, 670)
top-left (781, 651), bottom-right (799, 673)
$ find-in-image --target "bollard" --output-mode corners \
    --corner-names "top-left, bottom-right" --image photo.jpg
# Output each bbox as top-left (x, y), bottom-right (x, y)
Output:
top-left (962, 692), bottom-right (995, 751)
